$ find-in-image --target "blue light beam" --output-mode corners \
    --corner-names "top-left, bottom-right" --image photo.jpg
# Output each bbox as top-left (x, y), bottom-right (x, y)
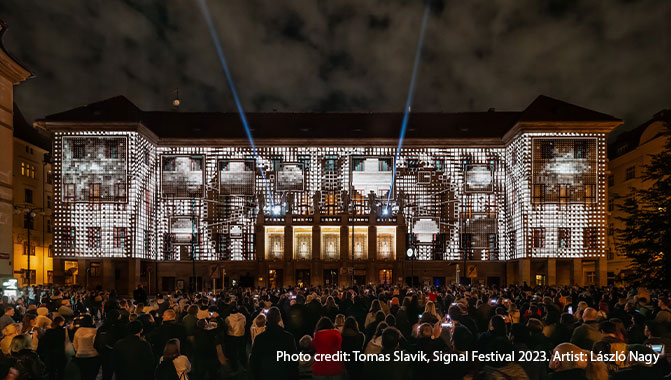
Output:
top-left (196, 0), bottom-right (274, 207)
top-left (387, 0), bottom-right (431, 206)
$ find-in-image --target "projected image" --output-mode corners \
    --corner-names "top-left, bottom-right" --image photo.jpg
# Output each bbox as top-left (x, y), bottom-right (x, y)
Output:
top-left (465, 165), bottom-right (493, 192)
top-left (162, 155), bottom-right (205, 198)
top-left (351, 157), bottom-right (393, 197)
top-left (412, 218), bottom-right (440, 243)
top-left (219, 160), bottom-right (255, 195)
top-left (61, 136), bottom-right (127, 202)
top-left (276, 163), bottom-right (304, 192)
top-left (170, 217), bottom-right (196, 244)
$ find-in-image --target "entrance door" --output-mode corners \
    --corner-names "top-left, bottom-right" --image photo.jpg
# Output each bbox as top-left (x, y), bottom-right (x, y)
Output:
top-left (324, 269), bottom-right (338, 286)
top-left (353, 275), bottom-right (366, 286)
top-left (268, 269), bottom-right (283, 288)
top-left (379, 269), bottom-right (392, 285)
top-left (296, 270), bottom-right (310, 288)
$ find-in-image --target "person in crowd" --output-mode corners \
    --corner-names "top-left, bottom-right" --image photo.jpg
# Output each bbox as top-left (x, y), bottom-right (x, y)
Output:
top-left (250, 312), bottom-right (266, 345)
top-left (72, 314), bottom-right (99, 380)
top-left (362, 327), bottom-right (411, 379)
top-left (37, 316), bottom-right (66, 380)
top-left (113, 320), bottom-right (155, 380)
top-left (150, 309), bottom-right (188, 361)
top-left (312, 317), bottom-right (345, 379)
top-left (570, 308), bottom-right (601, 350)
top-left (9, 334), bottom-right (47, 380)
top-left (224, 303), bottom-right (246, 372)
top-left (155, 338), bottom-right (191, 380)
top-left (334, 314), bottom-right (346, 333)
top-left (548, 343), bottom-right (607, 380)
top-left (1, 324), bottom-right (21, 355)
top-left (297, 335), bottom-right (315, 380)
top-left (322, 297), bottom-right (339, 323)
top-left (341, 317), bottom-right (365, 380)
top-left (249, 306), bottom-right (298, 380)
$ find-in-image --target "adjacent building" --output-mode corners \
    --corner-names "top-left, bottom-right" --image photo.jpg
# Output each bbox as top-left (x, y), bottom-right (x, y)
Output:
top-left (0, 21), bottom-right (31, 279)
top-left (39, 95), bottom-right (621, 293)
top-left (606, 110), bottom-right (670, 285)
top-left (12, 105), bottom-right (53, 285)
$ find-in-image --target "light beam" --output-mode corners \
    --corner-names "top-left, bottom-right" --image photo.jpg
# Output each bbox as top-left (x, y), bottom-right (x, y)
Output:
top-left (387, 0), bottom-right (431, 206)
top-left (196, 0), bottom-right (275, 207)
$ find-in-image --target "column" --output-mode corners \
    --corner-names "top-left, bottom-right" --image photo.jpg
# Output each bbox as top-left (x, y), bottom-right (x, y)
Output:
top-left (127, 258), bottom-right (140, 296)
top-left (547, 259), bottom-right (557, 286)
top-left (518, 258), bottom-right (531, 286)
top-left (596, 257), bottom-right (607, 287)
top-left (572, 259), bottom-right (583, 286)
top-left (340, 225), bottom-right (349, 286)
top-left (284, 226), bottom-right (293, 286)
top-left (312, 225), bottom-right (321, 286)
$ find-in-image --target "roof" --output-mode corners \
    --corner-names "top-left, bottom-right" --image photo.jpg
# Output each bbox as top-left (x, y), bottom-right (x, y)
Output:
top-left (13, 103), bottom-right (51, 151)
top-left (608, 109), bottom-right (670, 160)
top-left (42, 94), bottom-right (621, 140)
top-left (0, 20), bottom-right (32, 83)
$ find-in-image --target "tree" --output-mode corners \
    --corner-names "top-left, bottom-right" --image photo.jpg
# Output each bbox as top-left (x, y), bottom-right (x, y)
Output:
top-left (617, 126), bottom-right (671, 287)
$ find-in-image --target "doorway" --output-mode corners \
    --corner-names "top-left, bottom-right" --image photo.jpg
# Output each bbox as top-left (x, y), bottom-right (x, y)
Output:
top-left (268, 269), bottom-right (283, 288)
top-left (296, 269), bottom-right (310, 288)
top-left (324, 269), bottom-right (338, 286)
top-left (378, 269), bottom-right (392, 285)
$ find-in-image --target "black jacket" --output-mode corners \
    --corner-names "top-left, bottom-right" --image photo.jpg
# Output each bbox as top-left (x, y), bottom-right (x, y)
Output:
top-left (11, 349), bottom-right (48, 380)
top-left (249, 325), bottom-right (298, 380)
top-left (113, 335), bottom-right (155, 380)
top-left (149, 320), bottom-right (188, 358)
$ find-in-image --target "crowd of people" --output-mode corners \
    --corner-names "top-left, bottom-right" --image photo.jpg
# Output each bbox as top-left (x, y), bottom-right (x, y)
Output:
top-left (0, 282), bottom-right (668, 380)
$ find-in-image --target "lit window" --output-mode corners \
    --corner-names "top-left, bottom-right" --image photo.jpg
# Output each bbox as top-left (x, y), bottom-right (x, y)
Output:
top-left (87, 227), bottom-right (101, 248)
top-left (532, 184), bottom-right (545, 204)
top-left (190, 156), bottom-right (203, 171)
top-left (48, 245), bottom-right (53, 257)
top-left (114, 227), bottom-right (127, 248)
top-left (162, 157), bottom-right (176, 171)
top-left (352, 157), bottom-right (364, 172)
top-left (378, 158), bottom-right (392, 172)
top-left (63, 227), bottom-right (76, 249)
top-left (21, 162), bottom-right (25, 176)
top-left (105, 141), bottom-right (119, 159)
top-left (532, 228), bottom-right (545, 249)
top-left (574, 140), bottom-right (587, 159)
top-left (584, 227), bottom-right (599, 249)
top-left (558, 228), bottom-right (570, 249)
top-left (298, 155), bottom-right (311, 172)
top-left (23, 242), bottom-right (35, 256)
top-left (460, 155), bottom-right (472, 171)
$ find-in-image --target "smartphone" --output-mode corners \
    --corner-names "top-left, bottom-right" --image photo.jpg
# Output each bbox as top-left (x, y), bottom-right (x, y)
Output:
top-left (418, 314), bottom-right (422, 319)
top-left (648, 344), bottom-right (664, 354)
top-left (209, 312), bottom-right (213, 317)
top-left (568, 306), bottom-right (573, 314)
top-left (441, 321), bottom-right (453, 328)
top-left (263, 309), bottom-right (269, 314)
top-left (291, 296), bottom-right (296, 300)
top-left (490, 299), bottom-right (497, 305)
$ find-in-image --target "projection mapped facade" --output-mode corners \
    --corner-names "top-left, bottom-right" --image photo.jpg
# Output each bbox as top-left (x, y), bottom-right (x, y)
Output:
top-left (42, 95), bottom-right (621, 289)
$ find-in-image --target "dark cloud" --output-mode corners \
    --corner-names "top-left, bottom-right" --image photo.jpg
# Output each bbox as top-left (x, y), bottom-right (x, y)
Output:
top-left (0, 0), bottom-right (668, 139)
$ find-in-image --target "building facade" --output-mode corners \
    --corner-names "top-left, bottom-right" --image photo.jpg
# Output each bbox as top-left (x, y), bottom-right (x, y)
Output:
top-left (0, 21), bottom-right (31, 278)
top-left (41, 95), bottom-right (620, 293)
top-left (12, 105), bottom-right (53, 285)
top-left (606, 110), bottom-right (670, 285)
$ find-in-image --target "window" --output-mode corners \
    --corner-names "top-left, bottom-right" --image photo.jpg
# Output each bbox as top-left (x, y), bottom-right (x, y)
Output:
top-left (433, 157), bottom-right (444, 171)
top-left (144, 150), bottom-right (150, 165)
top-left (608, 198), bottom-right (614, 212)
top-left (20, 162), bottom-right (25, 176)
top-left (87, 227), bottom-right (101, 248)
top-left (22, 242), bottom-right (35, 256)
top-left (73, 141), bottom-right (85, 159)
top-left (298, 155), bottom-right (311, 171)
top-left (90, 262), bottom-right (101, 278)
top-left (625, 166), bottom-right (636, 180)
top-left (460, 156), bottom-right (472, 171)
top-left (532, 184), bottom-right (545, 204)
top-left (532, 228), bottom-right (545, 249)
top-left (88, 183), bottom-right (101, 203)
top-left (323, 156), bottom-right (338, 172)
top-left (46, 172), bottom-right (53, 185)
top-left (115, 183), bottom-right (126, 202)
top-left (586, 271), bottom-right (596, 285)
top-left (114, 227), bottom-right (127, 249)
top-left (608, 224), bottom-right (614, 236)
top-left (64, 184), bottom-right (76, 201)
top-left (144, 230), bottom-right (151, 253)
top-left (105, 140), bottom-right (119, 159)
top-left (23, 213), bottom-right (34, 230)
top-left (352, 158), bottom-right (364, 172)
top-left (48, 245), bottom-right (53, 257)
top-left (47, 219), bottom-right (51, 233)
top-left (541, 140), bottom-right (555, 159)
top-left (47, 270), bottom-right (53, 284)
top-left (406, 157), bottom-right (420, 172)
top-left (607, 174), bottom-right (614, 187)
top-left (487, 157), bottom-right (497, 171)
top-left (25, 189), bottom-right (33, 204)
top-left (460, 233), bottom-right (473, 259)
top-left (271, 156), bottom-right (282, 172)
top-left (190, 156), bottom-right (202, 171)
top-left (510, 231), bottom-right (516, 253)
top-left (378, 158), bottom-right (392, 172)
top-left (584, 227), bottom-right (599, 249)
top-left (46, 195), bottom-right (51, 209)
top-left (162, 157), bottom-right (176, 171)
top-left (574, 140), bottom-right (587, 159)
top-left (63, 227), bottom-right (76, 249)
top-left (558, 228), bottom-right (570, 249)
top-left (559, 184), bottom-right (570, 204)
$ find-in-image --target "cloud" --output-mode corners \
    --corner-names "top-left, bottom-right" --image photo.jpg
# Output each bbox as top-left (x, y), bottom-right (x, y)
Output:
top-left (0, 0), bottom-right (668, 139)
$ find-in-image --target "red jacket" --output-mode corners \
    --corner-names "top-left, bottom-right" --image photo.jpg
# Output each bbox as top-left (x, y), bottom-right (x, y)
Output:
top-left (312, 329), bottom-right (344, 376)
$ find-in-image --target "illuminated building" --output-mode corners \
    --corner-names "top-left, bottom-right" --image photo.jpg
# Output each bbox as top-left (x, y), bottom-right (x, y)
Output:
top-left (606, 110), bottom-right (670, 285)
top-left (40, 95), bottom-right (621, 292)
top-left (0, 21), bottom-right (32, 279)
top-left (12, 105), bottom-right (53, 285)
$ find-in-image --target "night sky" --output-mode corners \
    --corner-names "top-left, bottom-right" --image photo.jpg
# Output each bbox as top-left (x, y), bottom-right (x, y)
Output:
top-left (1, 0), bottom-right (669, 138)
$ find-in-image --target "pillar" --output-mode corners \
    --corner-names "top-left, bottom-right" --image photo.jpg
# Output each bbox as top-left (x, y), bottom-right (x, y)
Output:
top-left (572, 259), bottom-right (583, 286)
top-left (506, 261), bottom-right (516, 286)
top-left (547, 258), bottom-right (557, 286)
top-left (102, 260), bottom-right (114, 290)
top-left (127, 258), bottom-right (140, 296)
top-left (596, 257), bottom-right (607, 287)
top-left (367, 226), bottom-right (377, 284)
top-left (519, 258), bottom-right (531, 286)
top-left (77, 260), bottom-right (87, 288)
top-left (283, 226), bottom-right (293, 285)
top-left (312, 225), bottom-right (321, 286)
top-left (340, 225), bottom-right (349, 286)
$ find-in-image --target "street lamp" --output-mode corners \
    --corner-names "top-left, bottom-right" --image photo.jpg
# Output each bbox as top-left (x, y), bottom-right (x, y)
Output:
top-left (14, 206), bottom-right (44, 287)
top-left (406, 246), bottom-right (415, 288)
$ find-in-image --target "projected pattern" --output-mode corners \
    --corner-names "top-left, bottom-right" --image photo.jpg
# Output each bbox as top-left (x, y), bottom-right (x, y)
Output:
top-left (52, 133), bottom-right (607, 262)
